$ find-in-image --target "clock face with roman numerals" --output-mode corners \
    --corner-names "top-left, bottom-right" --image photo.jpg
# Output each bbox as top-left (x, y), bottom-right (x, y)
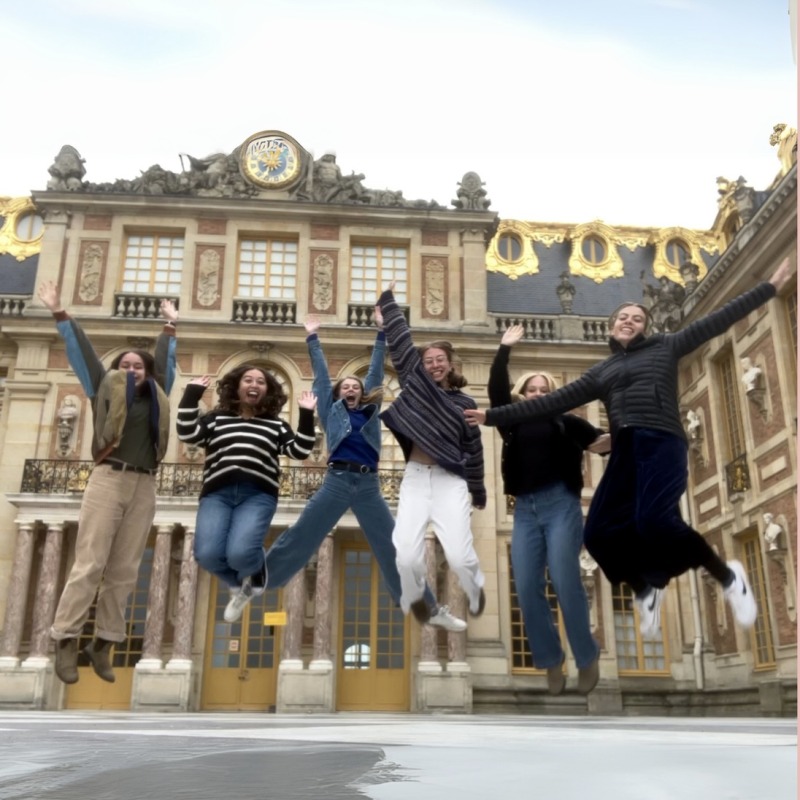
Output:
top-left (240, 132), bottom-right (302, 189)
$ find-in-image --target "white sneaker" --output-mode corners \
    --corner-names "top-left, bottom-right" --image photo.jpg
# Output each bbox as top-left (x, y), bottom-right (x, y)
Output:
top-left (428, 605), bottom-right (467, 632)
top-left (724, 560), bottom-right (757, 628)
top-left (224, 578), bottom-right (254, 623)
top-left (635, 587), bottom-right (664, 639)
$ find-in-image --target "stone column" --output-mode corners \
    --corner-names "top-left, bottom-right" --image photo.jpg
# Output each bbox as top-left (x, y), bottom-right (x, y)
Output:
top-left (139, 524), bottom-right (174, 668)
top-left (418, 532), bottom-right (441, 672)
top-left (310, 534), bottom-right (334, 668)
top-left (0, 523), bottom-right (37, 666)
top-left (281, 569), bottom-right (305, 668)
top-left (446, 569), bottom-right (468, 665)
top-left (26, 523), bottom-right (66, 663)
top-left (166, 528), bottom-right (198, 668)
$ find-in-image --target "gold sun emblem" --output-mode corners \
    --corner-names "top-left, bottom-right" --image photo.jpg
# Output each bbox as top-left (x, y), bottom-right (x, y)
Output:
top-left (260, 146), bottom-right (284, 171)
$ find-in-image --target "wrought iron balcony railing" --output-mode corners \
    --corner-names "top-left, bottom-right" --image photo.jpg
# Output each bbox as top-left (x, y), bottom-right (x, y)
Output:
top-left (20, 460), bottom-right (403, 503)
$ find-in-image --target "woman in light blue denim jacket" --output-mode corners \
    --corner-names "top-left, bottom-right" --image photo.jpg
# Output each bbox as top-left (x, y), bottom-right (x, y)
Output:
top-left (265, 310), bottom-right (465, 631)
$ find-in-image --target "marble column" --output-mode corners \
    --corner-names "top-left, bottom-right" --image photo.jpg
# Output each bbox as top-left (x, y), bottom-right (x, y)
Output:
top-left (311, 534), bottom-right (334, 666)
top-left (281, 569), bottom-right (305, 666)
top-left (419, 532), bottom-right (440, 669)
top-left (139, 524), bottom-right (174, 667)
top-left (446, 568), bottom-right (468, 665)
top-left (166, 528), bottom-right (198, 668)
top-left (0, 523), bottom-right (37, 666)
top-left (28, 523), bottom-right (66, 661)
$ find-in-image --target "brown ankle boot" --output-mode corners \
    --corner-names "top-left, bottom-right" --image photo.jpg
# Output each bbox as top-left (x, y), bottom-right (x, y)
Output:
top-left (54, 638), bottom-right (79, 684)
top-left (84, 638), bottom-right (116, 683)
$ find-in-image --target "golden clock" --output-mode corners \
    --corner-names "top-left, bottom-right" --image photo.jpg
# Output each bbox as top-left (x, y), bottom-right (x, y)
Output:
top-left (240, 131), bottom-right (302, 189)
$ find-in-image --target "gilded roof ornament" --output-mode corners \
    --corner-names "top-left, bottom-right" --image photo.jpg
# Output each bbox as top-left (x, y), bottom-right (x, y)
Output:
top-left (0, 197), bottom-right (43, 261)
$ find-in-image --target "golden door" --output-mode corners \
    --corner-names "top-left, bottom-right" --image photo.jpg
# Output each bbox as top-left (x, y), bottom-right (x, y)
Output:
top-left (337, 546), bottom-right (409, 711)
top-left (200, 579), bottom-right (281, 710)
top-left (65, 543), bottom-right (154, 709)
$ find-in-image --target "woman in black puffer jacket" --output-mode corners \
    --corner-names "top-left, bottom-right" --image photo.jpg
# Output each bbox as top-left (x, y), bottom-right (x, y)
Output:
top-left (468, 258), bottom-right (792, 640)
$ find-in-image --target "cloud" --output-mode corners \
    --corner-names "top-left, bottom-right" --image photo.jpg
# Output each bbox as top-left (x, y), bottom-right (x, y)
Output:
top-left (0, 1), bottom-right (794, 228)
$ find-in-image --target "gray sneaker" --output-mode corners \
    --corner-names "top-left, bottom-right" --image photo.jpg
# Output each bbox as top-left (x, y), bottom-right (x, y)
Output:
top-left (428, 605), bottom-right (467, 632)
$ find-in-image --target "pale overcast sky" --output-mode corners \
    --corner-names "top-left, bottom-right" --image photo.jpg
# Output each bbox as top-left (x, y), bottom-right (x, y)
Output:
top-left (1, 0), bottom-right (795, 228)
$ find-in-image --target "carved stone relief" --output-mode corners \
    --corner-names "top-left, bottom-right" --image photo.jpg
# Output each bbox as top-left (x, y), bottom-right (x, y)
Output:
top-left (309, 250), bottom-right (337, 314)
top-left (74, 240), bottom-right (109, 306)
top-left (422, 257), bottom-right (448, 319)
top-left (192, 245), bottom-right (224, 311)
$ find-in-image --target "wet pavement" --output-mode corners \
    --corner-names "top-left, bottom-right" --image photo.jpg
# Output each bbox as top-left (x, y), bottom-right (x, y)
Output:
top-left (0, 711), bottom-right (795, 799)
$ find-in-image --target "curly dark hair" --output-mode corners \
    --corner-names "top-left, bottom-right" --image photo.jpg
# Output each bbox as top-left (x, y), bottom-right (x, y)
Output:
top-left (417, 340), bottom-right (468, 389)
top-left (215, 364), bottom-right (287, 417)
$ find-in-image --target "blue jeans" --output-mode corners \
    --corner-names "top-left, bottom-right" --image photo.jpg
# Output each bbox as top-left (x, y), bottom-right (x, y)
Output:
top-left (511, 482), bottom-right (599, 670)
top-left (194, 482), bottom-right (277, 588)
top-left (584, 427), bottom-right (724, 590)
top-left (266, 468), bottom-right (436, 608)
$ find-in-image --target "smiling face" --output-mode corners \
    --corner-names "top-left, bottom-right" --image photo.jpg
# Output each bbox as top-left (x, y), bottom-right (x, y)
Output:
top-left (117, 352), bottom-right (148, 387)
top-left (421, 347), bottom-right (451, 386)
top-left (337, 377), bottom-right (364, 409)
top-left (238, 368), bottom-right (268, 410)
top-left (611, 305), bottom-right (648, 348)
top-left (522, 375), bottom-right (552, 400)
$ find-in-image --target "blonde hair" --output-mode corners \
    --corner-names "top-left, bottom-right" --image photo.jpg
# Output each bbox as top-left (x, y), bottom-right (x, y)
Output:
top-left (511, 371), bottom-right (558, 401)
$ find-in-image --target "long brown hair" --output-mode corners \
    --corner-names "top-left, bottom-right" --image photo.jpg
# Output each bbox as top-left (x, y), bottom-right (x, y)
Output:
top-left (332, 374), bottom-right (384, 406)
top-left (418, 340), bottom-right (468, 389)
top-left (215, 364), bottom-right (287, 417)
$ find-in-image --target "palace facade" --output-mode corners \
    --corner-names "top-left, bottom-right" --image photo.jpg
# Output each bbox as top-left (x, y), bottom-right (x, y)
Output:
top-left (0, 128), bottom-right (795, 715)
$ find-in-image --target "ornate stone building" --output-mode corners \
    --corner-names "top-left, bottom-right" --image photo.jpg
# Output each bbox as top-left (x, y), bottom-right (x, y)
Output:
top-left (0, 127), bottom-right (794, 715)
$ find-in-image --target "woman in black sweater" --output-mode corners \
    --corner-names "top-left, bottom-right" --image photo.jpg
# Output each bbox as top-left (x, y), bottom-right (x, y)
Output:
top-left (468, 259), bottom-right (792, 639)
top-left (490, 325), bottom-right (608, 695)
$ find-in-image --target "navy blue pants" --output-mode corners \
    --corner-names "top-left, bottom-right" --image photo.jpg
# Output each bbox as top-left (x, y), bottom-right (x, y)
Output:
top-left (584, 427), bottom-right (725, 590)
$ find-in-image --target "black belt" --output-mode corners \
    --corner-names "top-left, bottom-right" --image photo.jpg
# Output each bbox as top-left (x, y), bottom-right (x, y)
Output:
top-left (100, 459), bottom-right (157, 476)
top-left (328, 461), bottom-right (376, 474)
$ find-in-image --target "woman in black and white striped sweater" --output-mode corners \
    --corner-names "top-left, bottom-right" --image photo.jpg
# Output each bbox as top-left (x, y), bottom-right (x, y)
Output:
top-left (177, 365), bottom-right (317, 622)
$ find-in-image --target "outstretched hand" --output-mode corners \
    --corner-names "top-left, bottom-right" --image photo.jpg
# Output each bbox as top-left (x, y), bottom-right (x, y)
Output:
top-left (298, 390), bottom-right (318, 411)
top-left (304, 315), bottom-right (321, 335)
top-left (464, 408), bottom-right (486, 427)
top-left (38, 280), bottom-right (62, 313)
top-left (160, 299), bottom-right (178, 322)
top-left (769, 257), bottom-right (793, 292)
top-left (189, 376), bottom-right (211, 388)
top-left (501, 324), bottom-right (525, 347)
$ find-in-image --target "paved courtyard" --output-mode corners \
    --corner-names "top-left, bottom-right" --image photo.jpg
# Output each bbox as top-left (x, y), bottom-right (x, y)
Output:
top-left (0, 711), bottom-right (794, 799)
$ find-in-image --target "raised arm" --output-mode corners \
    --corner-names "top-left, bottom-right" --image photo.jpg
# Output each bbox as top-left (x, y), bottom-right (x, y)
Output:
top-left (376, 286), bottom-right (419, 386)
top-left (176, 376), bottom-right (212, 445)
top-left (363, 305), bottom-right (387, 394)
top-left (469, 369), bottom-right (601, 428)
top-left (669, 279), bottom-right (780, 358)
top-left (154, 299), bottom-right (178, 394)
top-left (278, 391), bottom-right (318, 460)
top-left (305, 315), bottom-right (334, 423)
top-left (38, 280), bottom-right (105, 397)
top-left (488, 325), bottom-right (524, 409)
